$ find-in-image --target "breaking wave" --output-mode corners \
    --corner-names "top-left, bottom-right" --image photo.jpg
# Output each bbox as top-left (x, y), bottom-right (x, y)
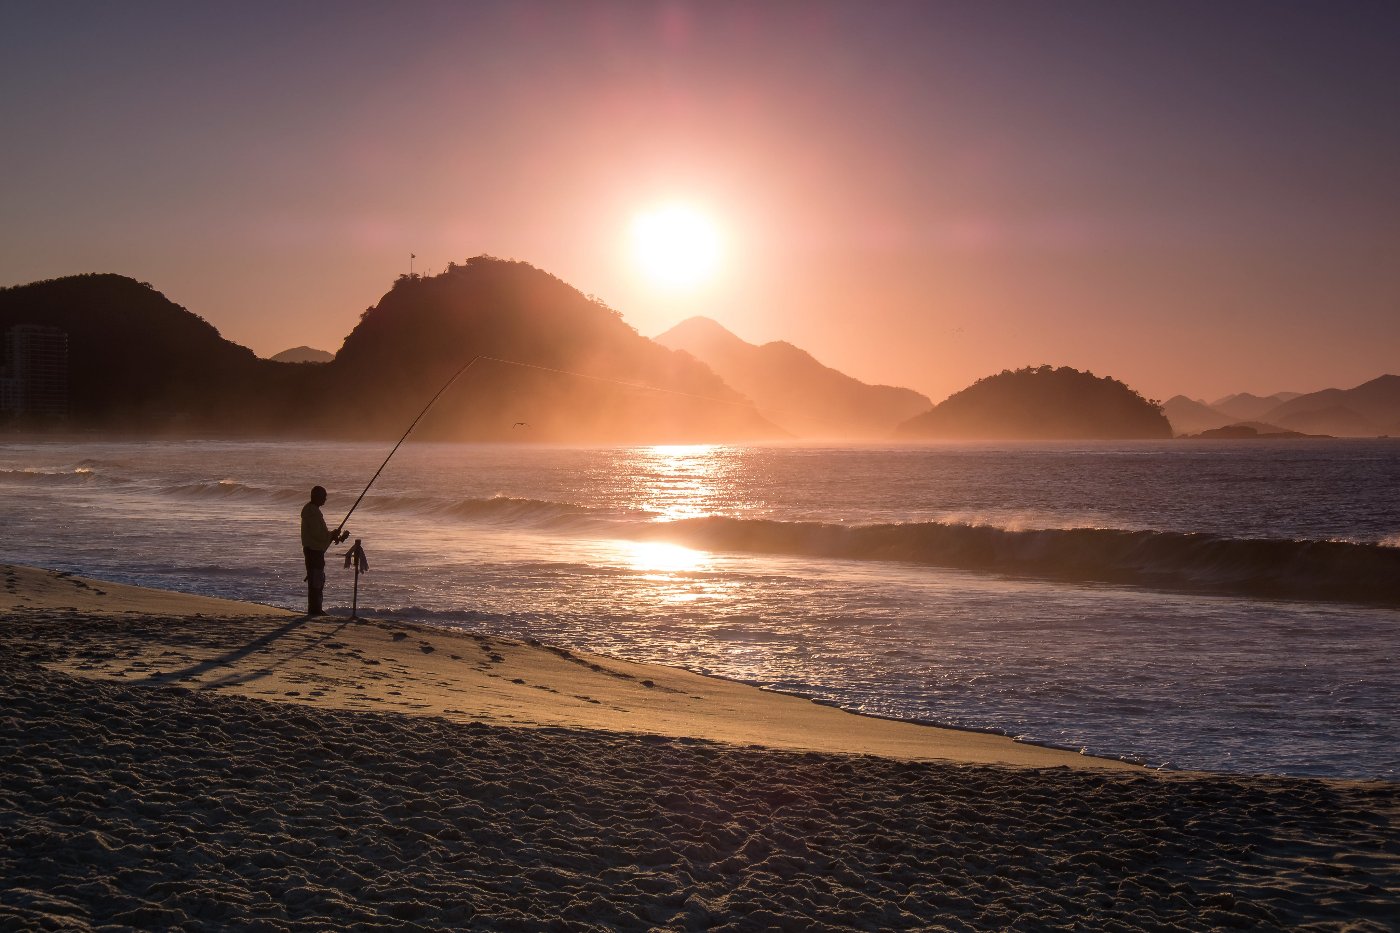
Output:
top-left (164, 480), bottom-right (306, 504)
top-left (632, 517), bottom-right (1400, 606)
top-left (0, 467), bottom-right (128, 487)
top-left (355, 493), bottom-right (621, 531)
top-left (436, 495), bottom-right (604, 529)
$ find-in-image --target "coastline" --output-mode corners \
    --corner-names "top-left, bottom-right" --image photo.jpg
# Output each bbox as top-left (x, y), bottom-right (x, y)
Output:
top-left (0, 564), bottom-right (1133, 771)
top-left (4, 564), bottom-right (1397, 929)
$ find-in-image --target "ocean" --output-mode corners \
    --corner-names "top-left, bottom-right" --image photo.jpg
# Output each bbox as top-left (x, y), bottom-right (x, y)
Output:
top-left (3, 438), bottom-right (1397, 780)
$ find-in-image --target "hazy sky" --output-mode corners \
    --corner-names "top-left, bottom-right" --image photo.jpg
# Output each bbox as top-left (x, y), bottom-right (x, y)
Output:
top-left (3, 1), bottom-right (1397, 403)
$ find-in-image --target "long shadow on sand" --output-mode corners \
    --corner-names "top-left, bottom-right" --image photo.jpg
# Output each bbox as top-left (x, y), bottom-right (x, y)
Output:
top-left (152, 615), bottom-right (353, 690)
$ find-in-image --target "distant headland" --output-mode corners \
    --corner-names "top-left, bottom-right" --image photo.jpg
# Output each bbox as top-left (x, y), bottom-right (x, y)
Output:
top-left (4, 260), bottom-right (1396, 442)
top-left (655, 316), bottom-right (931, 439)
top-left (269, 346), bottom-right (333, 364)
top-left (1162, 378), bottom-right (1400, 438)
top-left (895, 366), bottom-right (1173, 440)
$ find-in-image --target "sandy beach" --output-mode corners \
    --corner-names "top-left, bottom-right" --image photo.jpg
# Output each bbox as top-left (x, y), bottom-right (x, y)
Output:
top-left (3, 564), bottom-right (1397, 930)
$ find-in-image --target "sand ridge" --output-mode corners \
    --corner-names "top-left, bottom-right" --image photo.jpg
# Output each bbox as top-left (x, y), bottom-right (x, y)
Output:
top-left (1, 564), bottom-right (287, 617)
top-left (45, 613), bottom-right (1140, 769)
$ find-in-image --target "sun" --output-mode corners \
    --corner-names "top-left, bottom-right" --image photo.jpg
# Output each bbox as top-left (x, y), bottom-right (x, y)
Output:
top-left (630, 204), bottom-right (722, 289)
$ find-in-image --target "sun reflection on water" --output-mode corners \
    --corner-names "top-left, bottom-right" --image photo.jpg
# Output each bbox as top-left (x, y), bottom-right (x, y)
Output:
top-left (618, 540), bottom-right (715, 603)
top-left (622, 540), bottom-right (709, 574)
top-left (634, 444), bottom-right (726, 521)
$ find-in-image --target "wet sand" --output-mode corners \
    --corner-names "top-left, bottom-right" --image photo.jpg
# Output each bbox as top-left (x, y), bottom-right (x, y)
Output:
top-left (2, 564), bottom-right (1397, 930)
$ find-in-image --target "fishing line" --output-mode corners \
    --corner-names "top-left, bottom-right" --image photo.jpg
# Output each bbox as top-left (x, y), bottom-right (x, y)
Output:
top-left (334, 353), bottom-right (853, 532)
top-left (333, 355), bottom-right (482, 533)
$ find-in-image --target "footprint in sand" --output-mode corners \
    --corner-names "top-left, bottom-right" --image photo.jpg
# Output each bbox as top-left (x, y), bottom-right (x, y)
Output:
top-left (510, 678), bottom-right (526, 684)
top-left (419, 643), bottom-right (435, 654)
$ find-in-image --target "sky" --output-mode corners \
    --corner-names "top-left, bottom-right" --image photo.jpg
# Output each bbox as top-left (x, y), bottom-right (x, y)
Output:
top-left (2, 0), bottom-right (1397, 404)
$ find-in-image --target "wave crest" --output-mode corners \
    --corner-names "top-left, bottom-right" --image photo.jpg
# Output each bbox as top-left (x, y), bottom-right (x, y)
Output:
top-left (0, 467), bottom-right (127, 486)
top-left (638, 518), bottom-right (1400, 606)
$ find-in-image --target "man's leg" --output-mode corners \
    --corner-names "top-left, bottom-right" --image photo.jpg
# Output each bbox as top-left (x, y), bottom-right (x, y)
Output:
top-left (304, 548), bottom-right (326, 617)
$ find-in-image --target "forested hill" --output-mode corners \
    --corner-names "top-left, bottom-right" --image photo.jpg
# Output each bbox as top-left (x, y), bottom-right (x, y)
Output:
top-left (326, 257), bottom-right (775, 442)
top-left (0, 274), bottom-right (304, 431)
top-left (0, 262), bottom-right (777, 442)
top-left (895, 366), bottom-right (1173, 440)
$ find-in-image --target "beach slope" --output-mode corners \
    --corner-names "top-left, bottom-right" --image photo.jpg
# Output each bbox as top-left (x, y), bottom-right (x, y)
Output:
top-left (3, 565), bottom-right (1397, 930)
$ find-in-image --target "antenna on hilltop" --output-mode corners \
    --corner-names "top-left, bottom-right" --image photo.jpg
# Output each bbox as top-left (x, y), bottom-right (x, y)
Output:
top-left (410, 253), bottom-right (416, 277)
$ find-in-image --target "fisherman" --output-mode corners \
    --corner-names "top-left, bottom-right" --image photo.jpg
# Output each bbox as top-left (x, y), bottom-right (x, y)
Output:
top-left (301, 485), bottom-right (349, 617)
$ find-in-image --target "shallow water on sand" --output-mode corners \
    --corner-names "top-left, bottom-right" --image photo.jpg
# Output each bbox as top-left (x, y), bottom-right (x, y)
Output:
top-left (3, 439), bottom-right (1397, 778)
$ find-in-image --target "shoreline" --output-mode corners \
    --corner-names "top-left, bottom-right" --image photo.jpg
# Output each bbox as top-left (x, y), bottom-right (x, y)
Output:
top-left (4, 563), bottom-right (1397, 929)
top-left (6, 562), bottom-right (1393, 781)
top-left (0, 563), bottom-right (1134, 771)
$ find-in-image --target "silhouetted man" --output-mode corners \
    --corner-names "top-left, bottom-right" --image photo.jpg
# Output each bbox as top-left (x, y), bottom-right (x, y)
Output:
top-left (301, 485), bottom-right (348, 617)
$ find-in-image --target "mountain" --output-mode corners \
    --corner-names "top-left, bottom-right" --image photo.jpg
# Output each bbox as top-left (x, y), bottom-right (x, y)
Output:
top-left (0, 262), bottom-right (778, 442)
top-left (895, 365), bottom-right (1172, 440)
top-left (1258, 375), bottom-right (1400, 437)
top-left (1268, 405), bottom-right (1379, 437)
top-left (1211, 391), bottom-right (1300, 421)
top-left (325, 257), bottom-right (777, 442)
top-left (655, 316), bottom-right (931, 438)
top-left (270, 346), bottom-right (333, 363)
top-left (1161, 395), bottom-right (1233, 436)
top-left (0, 273), bottom-right (307, 431)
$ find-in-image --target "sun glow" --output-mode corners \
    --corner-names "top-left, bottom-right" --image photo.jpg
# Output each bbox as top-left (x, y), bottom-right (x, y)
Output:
top-left (623, 540), bottom-right (709, 575)
top-left (629, 204), bottom-right (722, 289)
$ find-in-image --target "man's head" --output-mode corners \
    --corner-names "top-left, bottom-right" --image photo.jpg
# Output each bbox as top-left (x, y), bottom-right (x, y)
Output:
top-left (310, 485), bottom-right (327, 506)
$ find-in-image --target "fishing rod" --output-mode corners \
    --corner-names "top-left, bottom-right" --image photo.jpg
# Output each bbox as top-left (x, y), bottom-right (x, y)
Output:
top-left (333, 355), bottom-right (483, 535)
